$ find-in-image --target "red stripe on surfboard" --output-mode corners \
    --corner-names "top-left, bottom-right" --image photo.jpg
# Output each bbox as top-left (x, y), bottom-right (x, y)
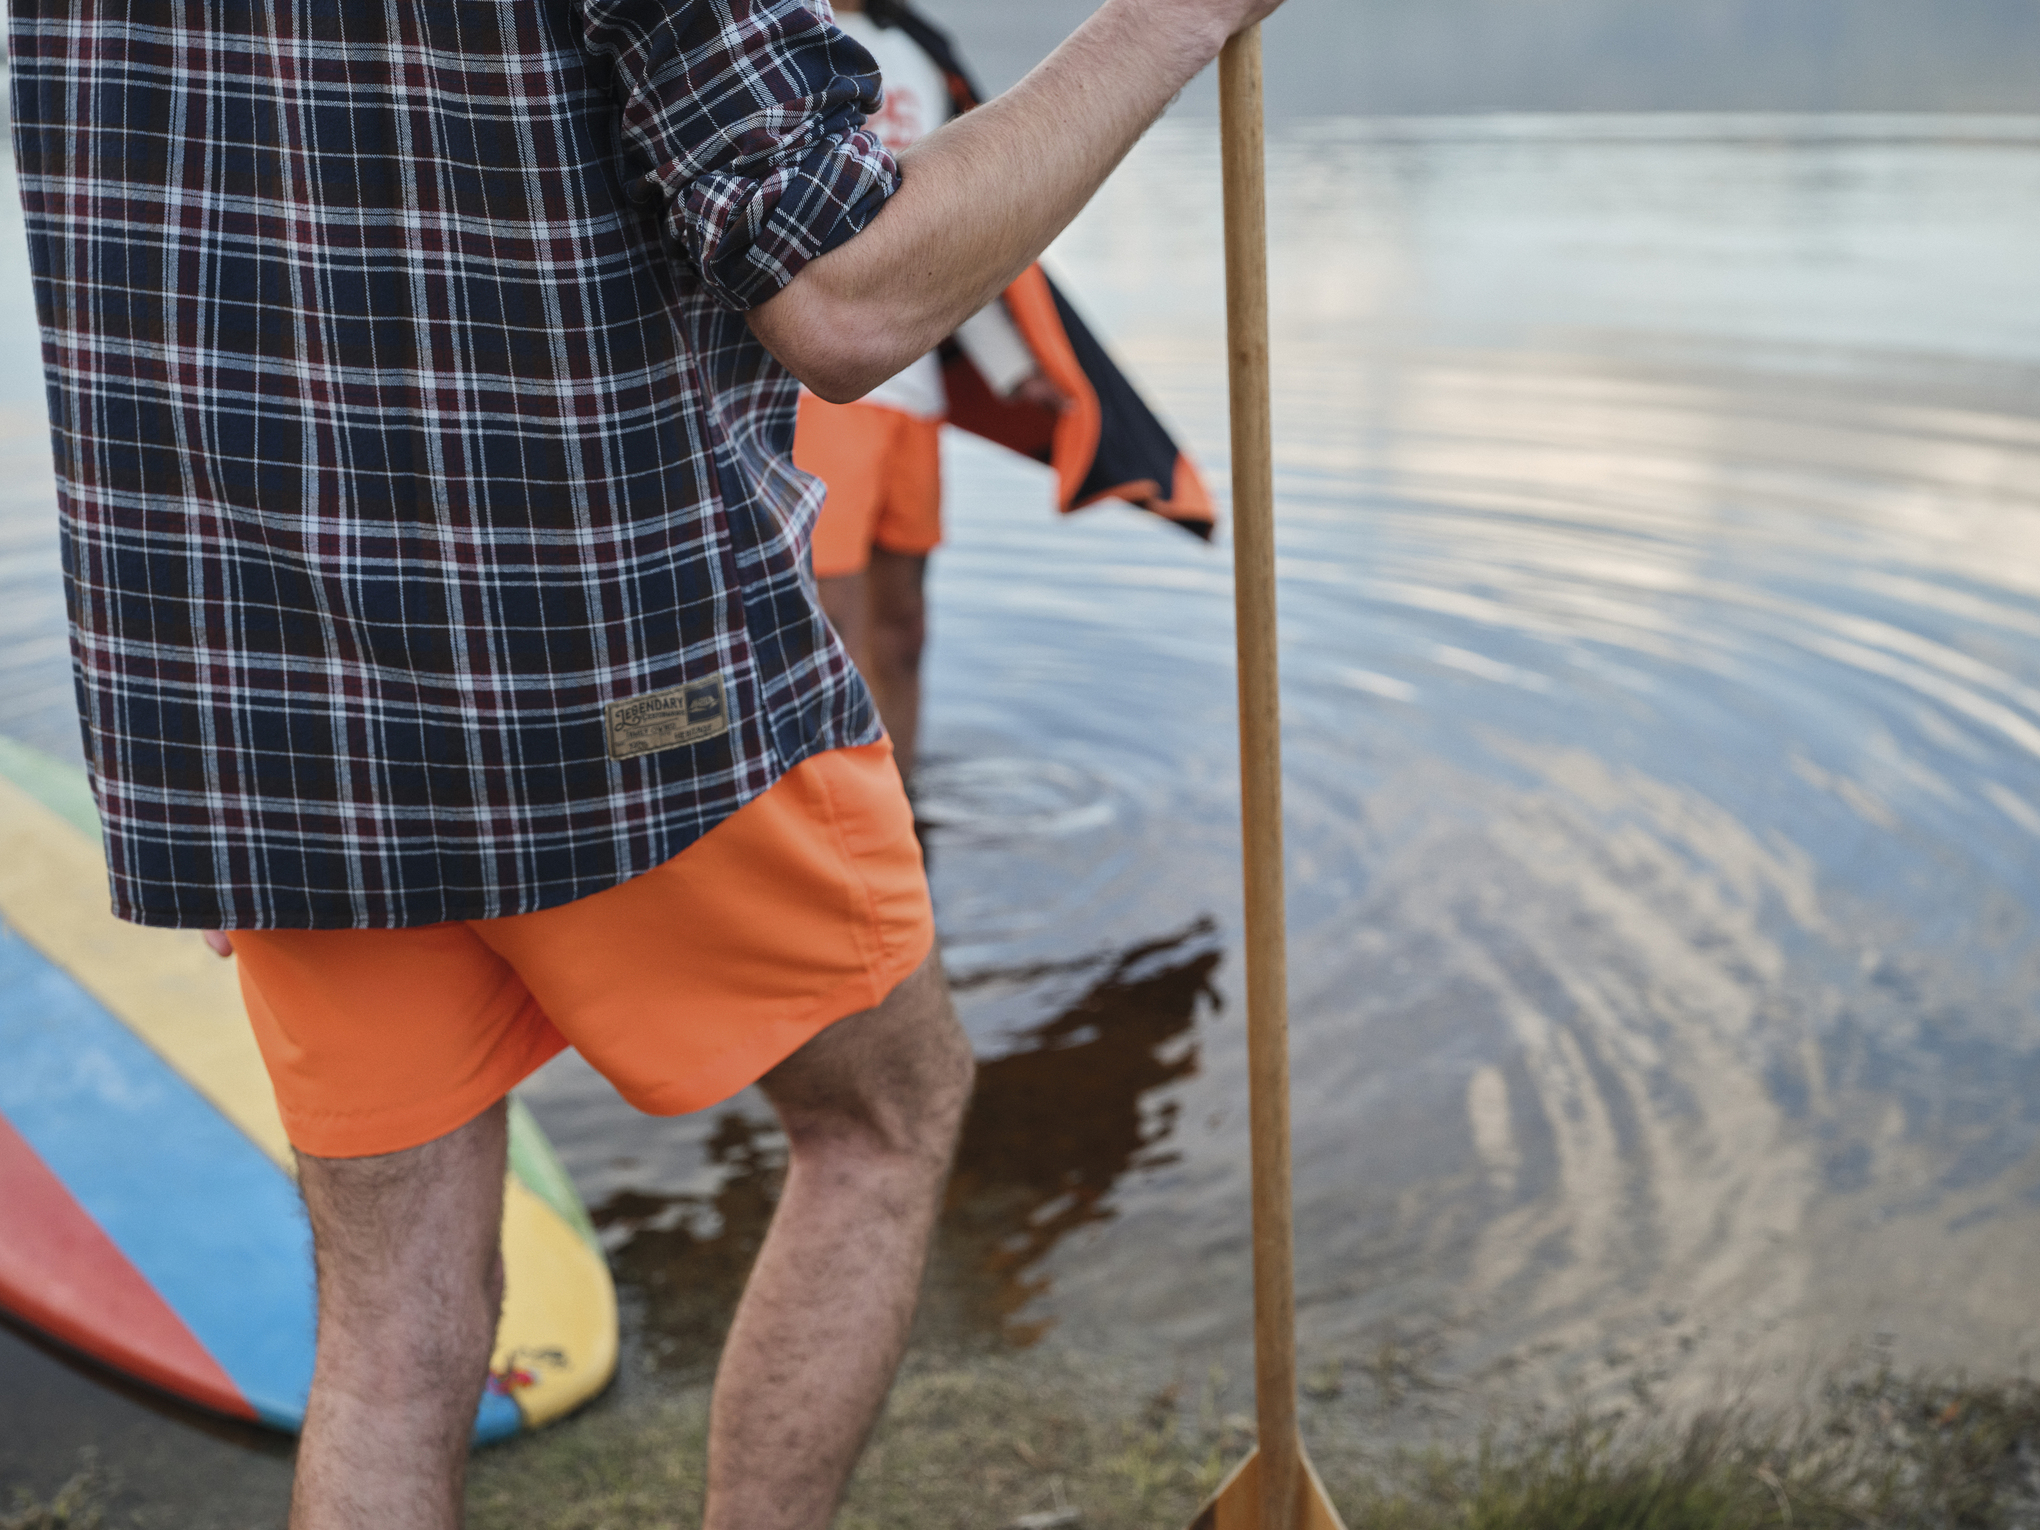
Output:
top-left (0, 1112), bottom-right (255, 1419)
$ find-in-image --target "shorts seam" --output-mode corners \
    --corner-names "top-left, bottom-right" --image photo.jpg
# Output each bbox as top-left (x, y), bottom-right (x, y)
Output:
top-left (811, 750), bottom-right (890, 1012)
top-left (616, 936), bottom-right (931, 1119)
top-left (262, 988), bottom-right (550, 1128)
top-left (273, 996), bottom-right (563, 1158)
top-left (876, 414), bottom-right (941, 557)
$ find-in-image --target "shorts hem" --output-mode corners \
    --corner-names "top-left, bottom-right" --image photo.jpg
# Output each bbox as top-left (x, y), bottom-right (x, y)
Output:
top-left (868, 534), bottom-right (941, 561)
top-left (618, 915), bottom-right (934, 1119)
top-left (279, 1025), bottom-right (569, 1160)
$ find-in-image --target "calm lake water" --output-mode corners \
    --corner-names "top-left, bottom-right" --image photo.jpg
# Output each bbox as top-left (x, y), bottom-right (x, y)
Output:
top-left (5, 113), bottom-right (2040, 1511)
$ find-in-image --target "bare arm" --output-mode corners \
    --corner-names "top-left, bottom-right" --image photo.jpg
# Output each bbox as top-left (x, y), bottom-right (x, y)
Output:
top-left (747, 0), bottom-right (1282, 401)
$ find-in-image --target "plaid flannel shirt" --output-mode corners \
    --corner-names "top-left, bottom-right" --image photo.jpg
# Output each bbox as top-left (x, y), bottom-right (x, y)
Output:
top-left (9, 0), bottom-right (899, 928)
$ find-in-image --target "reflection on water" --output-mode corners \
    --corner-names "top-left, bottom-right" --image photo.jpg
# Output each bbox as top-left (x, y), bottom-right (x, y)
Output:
top-left (910, 113), bottom-right (2040, 1405)
top-left (593, 1113), bottom-right (784, 1374)
top-left (933, 922), bottom-right (1216, 1345)
top-left (590, 923), bottom-right (1221, 1367)
top-left (5, 113), bottom-right (2040, 1492)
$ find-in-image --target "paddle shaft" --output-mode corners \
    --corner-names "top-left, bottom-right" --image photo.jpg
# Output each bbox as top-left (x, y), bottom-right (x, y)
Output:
top-left (1218, 27), bottom-right (1299, 1530)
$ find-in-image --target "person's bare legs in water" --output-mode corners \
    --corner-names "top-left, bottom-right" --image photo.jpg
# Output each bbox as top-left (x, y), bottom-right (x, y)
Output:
top-left (820, 546), bottom-right (929, 779)
top-left (285, 950), bottom-right (972, 1530)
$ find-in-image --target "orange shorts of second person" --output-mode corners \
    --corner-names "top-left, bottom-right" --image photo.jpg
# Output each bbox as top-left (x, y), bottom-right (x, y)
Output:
top-left (796, 392), bottom-right (943, 580)
top-left (231, 741), bottom-right (934, 1160)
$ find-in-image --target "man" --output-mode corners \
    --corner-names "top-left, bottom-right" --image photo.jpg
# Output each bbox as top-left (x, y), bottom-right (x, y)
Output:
top-left (796, 0), bottom-right (1058, 780)
top-left (798, 0), bottom-right (1217, 778)
top-left (8, 0), bottom-right (1283, 1526)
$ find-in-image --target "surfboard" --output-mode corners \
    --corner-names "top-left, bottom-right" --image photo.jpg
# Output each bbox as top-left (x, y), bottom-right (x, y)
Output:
top-left (0, 736), bottom-right (617, 1442)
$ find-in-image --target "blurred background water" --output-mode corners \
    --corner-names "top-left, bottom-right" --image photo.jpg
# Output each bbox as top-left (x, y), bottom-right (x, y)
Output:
top-left (938, 0), bottom-right (2040, 115)
top-left (5, 6), bottom-right (2040, 1519)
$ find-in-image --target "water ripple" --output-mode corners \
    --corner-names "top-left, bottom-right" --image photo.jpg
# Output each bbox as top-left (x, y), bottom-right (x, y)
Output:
top-left (896, 116), bottom-right (2040, 1411)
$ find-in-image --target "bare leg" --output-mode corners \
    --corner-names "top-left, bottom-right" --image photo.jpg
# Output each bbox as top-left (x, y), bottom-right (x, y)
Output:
top-left (704, 949), bottom-right (974, 1530)
top-left (289, 1103), bottom-right (508, 1530)
top-left (817, 569), bottom-right (871, 676)
top-left (863, 548), bottom-right (929, 779)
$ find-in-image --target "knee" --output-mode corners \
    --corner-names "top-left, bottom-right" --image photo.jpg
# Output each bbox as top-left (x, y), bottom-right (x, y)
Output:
top-left (771, 965), bottom-right (975, 1170)
top-left (872, 606), bottom-right (926, 673)
top-left (827, 1010), bottom-right (972, 1170)
top-left (906, 1007), bottom-right (975, 1156)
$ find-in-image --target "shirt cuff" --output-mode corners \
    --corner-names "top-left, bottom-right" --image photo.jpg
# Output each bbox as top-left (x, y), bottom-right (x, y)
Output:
top-left (677, 126), bottom-right (899, 313)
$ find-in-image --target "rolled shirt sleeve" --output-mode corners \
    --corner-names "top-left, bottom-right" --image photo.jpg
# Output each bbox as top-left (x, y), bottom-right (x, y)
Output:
top-left (575, 0), bottom-right (901, 311)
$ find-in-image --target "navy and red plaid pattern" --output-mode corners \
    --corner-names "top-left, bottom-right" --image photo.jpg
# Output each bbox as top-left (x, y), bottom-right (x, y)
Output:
top-left (9, 0), bottom-right (898, 928)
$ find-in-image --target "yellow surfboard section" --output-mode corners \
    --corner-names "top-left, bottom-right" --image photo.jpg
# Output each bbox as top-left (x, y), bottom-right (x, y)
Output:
top-left (0, 772), bottom-right (298, 1165)
top-left (496, 1174), bottom-right (619, 1425)
top-left (0, 764), bottom-right (617, 1432)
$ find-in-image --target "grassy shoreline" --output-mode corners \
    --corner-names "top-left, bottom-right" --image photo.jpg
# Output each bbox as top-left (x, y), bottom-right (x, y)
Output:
top-left (12, 1354), bottom-right (2040, 1529)
top-left (462, 1354), bottom-right (2040, 1530)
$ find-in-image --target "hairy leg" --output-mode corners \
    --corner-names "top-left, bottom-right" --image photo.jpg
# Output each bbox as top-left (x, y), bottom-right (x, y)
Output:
top-left (290, 1102), bottom-right (508, 1530)
top-left (864, 548), bottom-right (929, 779)
top-left (704, 949), bottom-right (974, 1530)
top-left (817, 569), bottom-right (872, 677)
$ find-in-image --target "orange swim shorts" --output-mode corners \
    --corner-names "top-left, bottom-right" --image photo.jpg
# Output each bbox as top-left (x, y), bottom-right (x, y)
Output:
top-left (796, 392), bottom-right (944, 580)
top-left (232, 741), bottom-right (934, 1159)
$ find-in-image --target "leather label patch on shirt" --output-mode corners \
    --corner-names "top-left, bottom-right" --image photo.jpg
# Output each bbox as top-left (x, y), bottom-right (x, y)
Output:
top-left (605, 677), bottom-right (729, 760)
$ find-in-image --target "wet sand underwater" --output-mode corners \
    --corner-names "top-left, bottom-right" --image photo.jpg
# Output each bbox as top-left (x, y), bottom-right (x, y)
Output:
top-left (5, 112), bottom-right (2040, 1517)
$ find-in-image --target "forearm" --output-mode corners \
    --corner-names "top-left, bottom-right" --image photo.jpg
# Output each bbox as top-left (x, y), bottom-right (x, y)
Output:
top-left (747, 0), bottom-right (1244, 401)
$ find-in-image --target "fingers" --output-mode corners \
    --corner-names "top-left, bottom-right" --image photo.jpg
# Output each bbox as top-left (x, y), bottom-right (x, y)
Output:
top-left (1223, 0), bottom-right (1288, 38)
top-left (1011, 372), bottom-right (1066, 411)
top-left (204, 930), bottom-right (235, 958)
top-left (1141, 0), bottom-right (1285, 66)
top-left (1227, 0), bottom-right (1286, 34)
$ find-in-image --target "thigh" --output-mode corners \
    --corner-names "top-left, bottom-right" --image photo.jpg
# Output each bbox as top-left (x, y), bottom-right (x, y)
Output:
top-left (471, 741), bottom-right (934, 1119)
top-left (865, 547), bottom-right (928, 647)
top-left (795, 394), bottom-right (897, 580)
top-left (871, 415), bottom-right (943, 561)
top-left (234, 925), bottom-right (565, 1159)
top-left (816, 567), bottom-right (871, 663)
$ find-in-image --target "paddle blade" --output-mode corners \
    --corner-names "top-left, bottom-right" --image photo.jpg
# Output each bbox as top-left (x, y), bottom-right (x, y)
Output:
top-left (1189, 1446), bottom-right (1347, 1530)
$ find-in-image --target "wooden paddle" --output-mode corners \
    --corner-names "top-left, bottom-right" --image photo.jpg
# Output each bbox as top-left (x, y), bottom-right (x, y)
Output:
top-left (1188, 24), bottom-right (1347, 1530)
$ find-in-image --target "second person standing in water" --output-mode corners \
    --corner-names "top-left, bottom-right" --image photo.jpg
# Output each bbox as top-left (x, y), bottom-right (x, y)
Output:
top-left (796, 0), bottom-right (1050, 781)
top-left (798, 0), bottom-right (1218, 780)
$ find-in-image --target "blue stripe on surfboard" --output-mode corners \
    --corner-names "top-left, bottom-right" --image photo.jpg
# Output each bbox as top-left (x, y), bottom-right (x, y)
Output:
top-left (0, 921), bottom-right (316, 1427)
top-left (0, 921), bottom-right (524, 1442)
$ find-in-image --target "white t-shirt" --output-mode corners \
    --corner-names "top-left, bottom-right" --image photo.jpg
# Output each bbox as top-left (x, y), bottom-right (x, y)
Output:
top-left (837, 11), bottom-right (949, 153)
top-left (831, 11), bottom-right (1034, 419)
